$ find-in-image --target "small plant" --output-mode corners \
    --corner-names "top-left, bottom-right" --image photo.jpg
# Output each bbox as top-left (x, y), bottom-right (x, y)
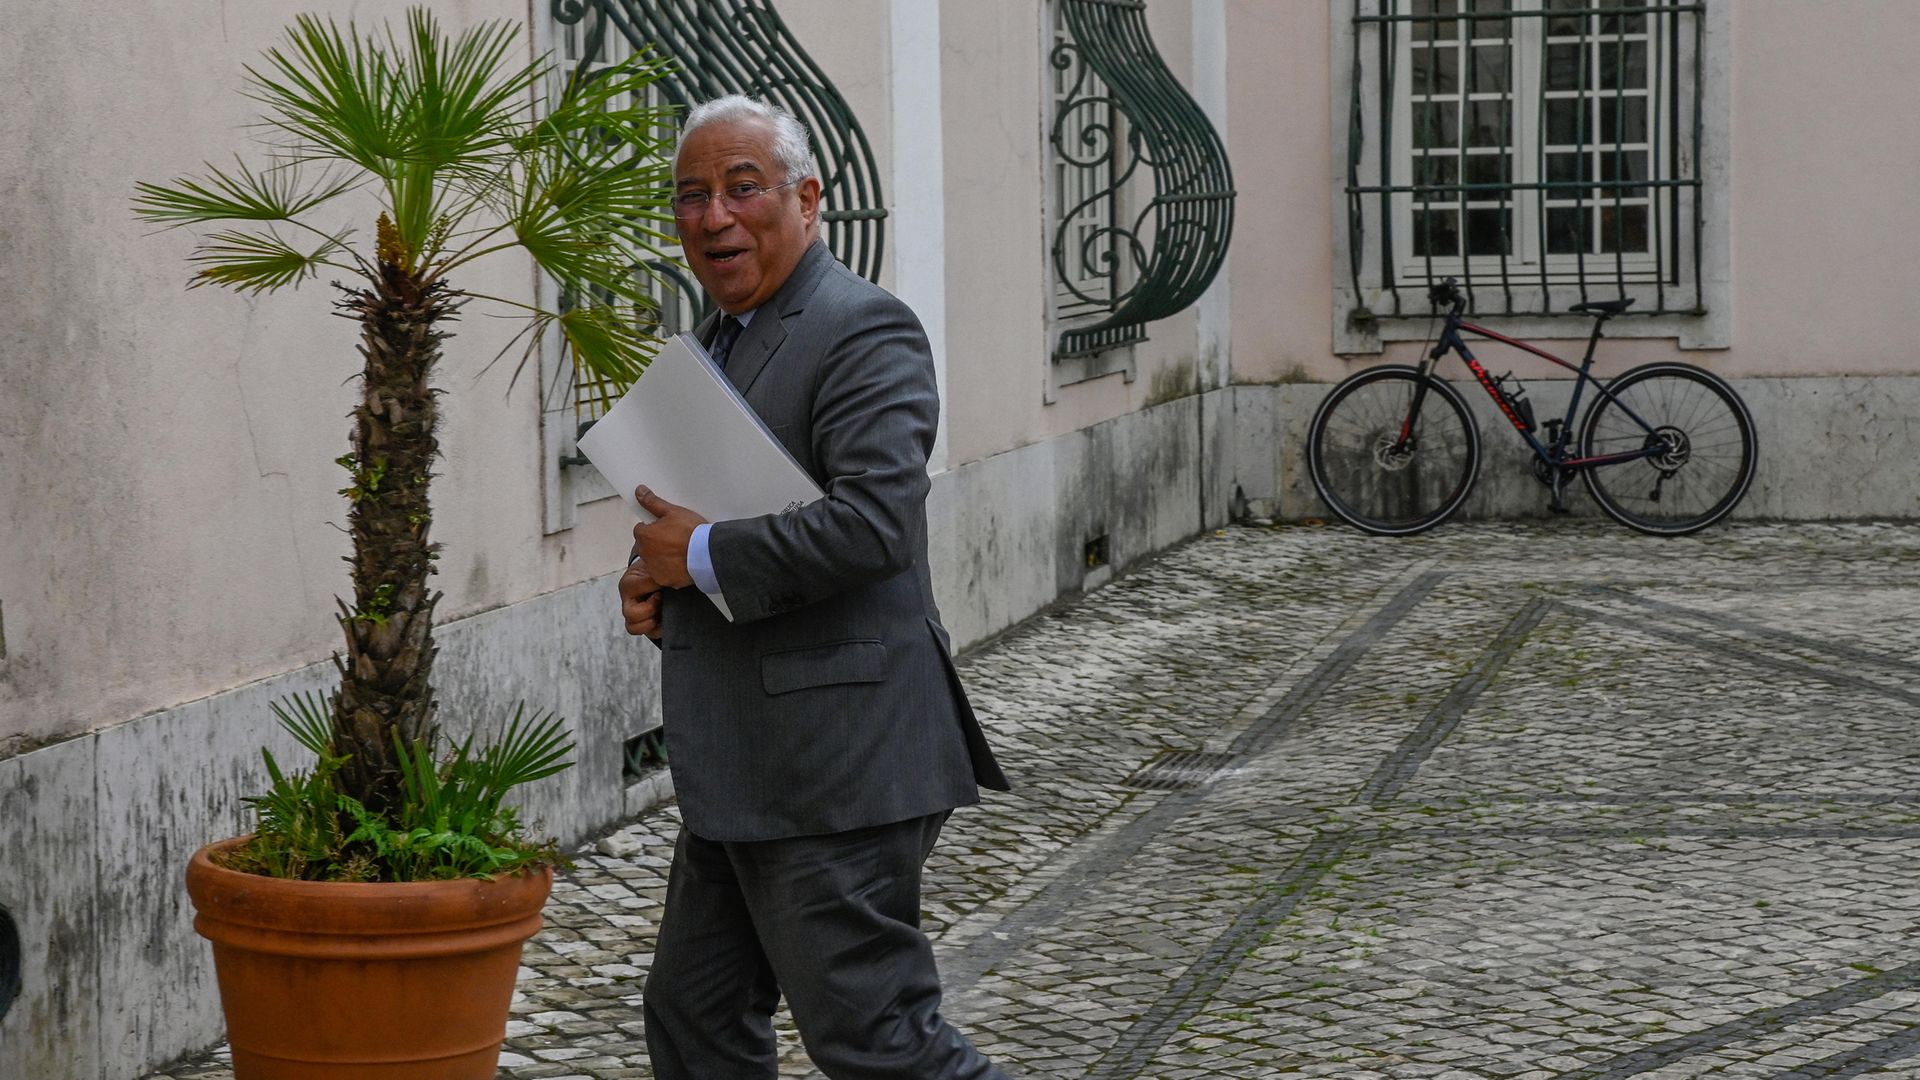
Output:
top-left (221, 691), bottom-right (573, 882)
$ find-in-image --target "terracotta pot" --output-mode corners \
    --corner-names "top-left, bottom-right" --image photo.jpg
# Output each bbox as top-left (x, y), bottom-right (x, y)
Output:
top-left (186, 837), bottom-right (552, 1080)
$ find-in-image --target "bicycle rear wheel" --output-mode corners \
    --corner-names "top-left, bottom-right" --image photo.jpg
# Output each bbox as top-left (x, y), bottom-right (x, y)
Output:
top-left (1580, 362), bottom-right (1757, 535)
top-left (1307, 365), bottom-right (1480, 535)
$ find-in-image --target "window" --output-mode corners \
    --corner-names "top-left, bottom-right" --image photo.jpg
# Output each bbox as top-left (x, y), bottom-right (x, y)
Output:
top-left (1337, 0), bottom-right (1727, 349)
top-left (1045, 0), bottom-right (1236, 392)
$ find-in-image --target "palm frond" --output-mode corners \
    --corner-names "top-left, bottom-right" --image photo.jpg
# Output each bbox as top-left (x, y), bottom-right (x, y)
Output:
top-left (532, 54), bottom-right (680, 160)
top-left (245, 10), bottom-right (551, 268)
top-left (187, 228), bottom-right (353, 294)
top-left (269, 690), bottom-right (339, 758)
top-left (246, 14), bottom-right (405, 176)
top-left (133, 157), bottom-right (361, 228)
top-left (553, 303), bottom-right (656, 388)
top-left (477, 704), bottom-right (574, 799)
top-left (395, 11), bottom-right (537, 167)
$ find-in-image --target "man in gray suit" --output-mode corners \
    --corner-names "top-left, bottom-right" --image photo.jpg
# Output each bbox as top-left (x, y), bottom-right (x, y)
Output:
top-left (619, 94), bottom-right (1012, 1080)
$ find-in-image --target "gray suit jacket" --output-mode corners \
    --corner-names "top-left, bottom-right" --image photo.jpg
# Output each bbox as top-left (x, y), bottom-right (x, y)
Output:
top-left (658, 240), bottom-right (1009, 842)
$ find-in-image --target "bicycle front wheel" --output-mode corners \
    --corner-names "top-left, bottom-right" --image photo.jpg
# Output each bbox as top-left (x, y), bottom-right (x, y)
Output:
top-left (1579, 362), bottom-right (1757, 535)
top-left (1307, 366), bottom-right (1481, 535)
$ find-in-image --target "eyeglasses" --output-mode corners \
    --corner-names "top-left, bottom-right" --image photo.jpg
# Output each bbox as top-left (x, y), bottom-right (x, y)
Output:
top-left (671, 179), bottom-right (800, 220)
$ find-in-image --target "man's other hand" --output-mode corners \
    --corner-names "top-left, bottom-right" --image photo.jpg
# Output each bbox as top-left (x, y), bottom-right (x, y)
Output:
top-left (632, 485), bottom-right (707, 589)
top-left (620, 563), bottom-right (664, 639)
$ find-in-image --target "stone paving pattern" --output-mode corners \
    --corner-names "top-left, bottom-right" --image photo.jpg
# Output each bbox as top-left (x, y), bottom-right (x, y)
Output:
top-left (148, 521), bottom-right (1920, 1079)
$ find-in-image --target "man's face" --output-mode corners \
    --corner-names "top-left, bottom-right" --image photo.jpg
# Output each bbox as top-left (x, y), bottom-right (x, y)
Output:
top-left (673, 118), bottom-right (821, 315)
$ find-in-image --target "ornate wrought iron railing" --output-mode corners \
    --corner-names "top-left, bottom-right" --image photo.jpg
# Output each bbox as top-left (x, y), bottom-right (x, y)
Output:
top-left (552, 0), bottom-right (887, 286)
top-left (1344, 0), bottom-right (1706, 323)
top-left (1050, 0), bottom-right (1236, 360)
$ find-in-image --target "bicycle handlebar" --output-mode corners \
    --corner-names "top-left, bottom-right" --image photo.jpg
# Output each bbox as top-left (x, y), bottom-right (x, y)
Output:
top-left (1427, 277), bottom-right (1464, 312)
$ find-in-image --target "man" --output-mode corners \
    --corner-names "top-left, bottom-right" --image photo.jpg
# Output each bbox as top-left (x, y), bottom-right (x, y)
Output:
top-left (618, 94), bottom-right (1012, 1080)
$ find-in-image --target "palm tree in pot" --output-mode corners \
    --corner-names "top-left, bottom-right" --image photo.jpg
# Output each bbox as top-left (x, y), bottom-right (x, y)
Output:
top-left (133, 10), bottom-right (671, 1075)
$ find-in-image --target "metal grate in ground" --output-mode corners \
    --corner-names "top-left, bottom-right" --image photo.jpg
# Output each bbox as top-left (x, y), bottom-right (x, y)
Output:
top-left (1120, 749), bottom-right (1238, 791)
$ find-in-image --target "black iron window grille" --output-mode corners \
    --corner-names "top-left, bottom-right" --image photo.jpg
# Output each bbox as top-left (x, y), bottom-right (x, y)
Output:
top-left (1344, 0), bottom-right (1705, 326)
top-left (1048, 0), bottom-right (1235, 363)
top-left (551, 0), bottom-right (886, 424)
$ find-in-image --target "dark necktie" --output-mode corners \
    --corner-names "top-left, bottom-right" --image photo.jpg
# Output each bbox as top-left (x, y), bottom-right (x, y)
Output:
top-left (709, 315), bottom-right (743, 370)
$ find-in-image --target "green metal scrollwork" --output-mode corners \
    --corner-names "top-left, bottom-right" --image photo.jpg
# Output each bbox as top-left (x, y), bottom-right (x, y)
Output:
top-left (1052, 0), bottom-right (1236, 359)
top-left (553, 0), bottom-right (886, 286)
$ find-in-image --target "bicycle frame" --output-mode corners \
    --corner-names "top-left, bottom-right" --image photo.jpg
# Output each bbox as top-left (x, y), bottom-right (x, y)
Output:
top-left (1410, 310), bottom-right (1667, 472)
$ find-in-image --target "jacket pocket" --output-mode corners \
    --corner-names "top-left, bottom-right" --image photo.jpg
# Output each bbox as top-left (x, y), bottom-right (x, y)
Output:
top-left (760, 639), bottom-right (888, 695)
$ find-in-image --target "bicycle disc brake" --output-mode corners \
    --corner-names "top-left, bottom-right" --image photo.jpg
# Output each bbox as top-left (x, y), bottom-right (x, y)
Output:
top-left (1644, 427), bottom-right (1691, 502)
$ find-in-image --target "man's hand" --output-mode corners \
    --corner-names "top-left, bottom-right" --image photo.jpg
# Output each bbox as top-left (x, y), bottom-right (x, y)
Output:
top-left (620, 563), bottom-right (664, 640)
top-left (632, 485), bottom-right (707, 589)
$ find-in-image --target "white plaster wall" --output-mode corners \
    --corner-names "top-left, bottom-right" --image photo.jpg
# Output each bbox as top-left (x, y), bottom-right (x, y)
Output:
top-left (1221, 0), bottom-right (1335, 386)
top-left (939, 0), bottom-right (1050, 465)
top-left (1727, 0), bottom-right (1920, 377)
top-left (0, 0), bottom-right (629, 748)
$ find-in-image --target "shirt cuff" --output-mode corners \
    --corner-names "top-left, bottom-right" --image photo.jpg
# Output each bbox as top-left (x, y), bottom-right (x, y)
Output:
top-left (687, 523), bottom-right (722, 596)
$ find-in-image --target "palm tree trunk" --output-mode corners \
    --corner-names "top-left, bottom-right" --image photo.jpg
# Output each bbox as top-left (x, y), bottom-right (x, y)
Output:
top-left (331, 259), bottom-right (455, 815)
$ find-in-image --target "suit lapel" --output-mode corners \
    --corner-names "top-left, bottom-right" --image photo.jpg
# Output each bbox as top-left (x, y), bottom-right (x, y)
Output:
top-left (724, 316), bottom-right (786, 396)
top-left (723, 240), bottom-right (836, 396)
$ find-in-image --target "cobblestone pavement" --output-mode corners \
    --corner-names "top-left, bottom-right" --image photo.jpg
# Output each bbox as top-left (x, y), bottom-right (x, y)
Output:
top-left (149, 521), bottom-right (1920, 1079)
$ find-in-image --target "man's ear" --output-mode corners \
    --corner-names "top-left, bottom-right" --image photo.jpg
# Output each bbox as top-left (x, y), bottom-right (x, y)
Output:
top-left (797, 176), bottom-right (823, 230)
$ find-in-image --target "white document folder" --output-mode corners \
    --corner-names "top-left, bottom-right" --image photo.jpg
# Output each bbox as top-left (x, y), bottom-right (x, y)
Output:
top-left (576, 332), bottom-right (824, 622)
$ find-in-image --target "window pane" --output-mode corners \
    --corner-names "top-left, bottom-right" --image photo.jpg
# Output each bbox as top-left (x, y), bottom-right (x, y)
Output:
top-left (1464, 152), bottom-right (1510, 187)
top-left (1546, 151), bottom-right (1589, 185)
top-left (1545, 97), bottom-right (1586, 145)
top-left (1413, 0), bottom-right (1459, 42)
top-left (1600, 40), bottom-right (1648, 90)
top-left (1467, 100), bottom-right (1510, 147)
top-left (1415, 154), bottom-right (1459, 199)
top-left (1545, 43), bottom-right (1584, 92)
top-left (1470, 44), bottom-right (1510, 93)
top-left (1546, 206), bottom-right (1585, 254)
top-left (1411, 45), bottom-right (1459, 95)
top-left (1546, 0), bottom-right (1584, 38)
top-left (1600, 204), bottom-right (1648, 253)
top-left (1467, 0), bottom-right (1511, 39)
top-left (1413, 209), bottom-right (1460, 256)
top-left (1601, 0), bottom-right (1648, 36)
top-left (1465, 207), bottom-right (1511, 255)
top-left (1600, 95), bottom-right (1648, 142)
top-left (1416, 101), bottom-right (1460, 149)
top-left (1599, 150), bottom-right (1648, 197)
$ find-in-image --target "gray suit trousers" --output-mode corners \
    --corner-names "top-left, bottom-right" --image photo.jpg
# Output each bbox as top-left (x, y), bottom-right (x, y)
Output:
top-left (643, 814), bottom-right (1009, 1080)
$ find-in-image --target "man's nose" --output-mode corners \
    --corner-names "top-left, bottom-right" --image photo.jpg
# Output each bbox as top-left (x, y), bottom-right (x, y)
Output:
top-left (692, 194), bottom-right (738, 229)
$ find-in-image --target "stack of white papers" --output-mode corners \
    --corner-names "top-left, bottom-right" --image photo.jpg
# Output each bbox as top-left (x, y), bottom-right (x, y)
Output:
top-left (576, 332), bottom-right (823, 621)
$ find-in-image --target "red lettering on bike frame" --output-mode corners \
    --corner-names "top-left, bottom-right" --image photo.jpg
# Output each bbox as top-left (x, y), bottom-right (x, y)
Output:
top-left (1454, 321), bottom-right (1586, 435)
top-left (1460, 354), bottom-right (1531, 433)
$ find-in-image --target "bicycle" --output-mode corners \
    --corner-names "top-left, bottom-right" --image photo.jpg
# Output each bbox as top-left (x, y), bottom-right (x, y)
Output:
top-left (1306, 279), bottom-right (1757, 537)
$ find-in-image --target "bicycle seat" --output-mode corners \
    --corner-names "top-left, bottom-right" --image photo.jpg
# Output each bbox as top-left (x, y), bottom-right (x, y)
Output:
top-left (1568, 298), bottom-right (1635, 316)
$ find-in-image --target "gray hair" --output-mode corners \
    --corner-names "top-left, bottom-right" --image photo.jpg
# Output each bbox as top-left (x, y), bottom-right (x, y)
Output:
top-left (675, 95), bottom-right (820, 184)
